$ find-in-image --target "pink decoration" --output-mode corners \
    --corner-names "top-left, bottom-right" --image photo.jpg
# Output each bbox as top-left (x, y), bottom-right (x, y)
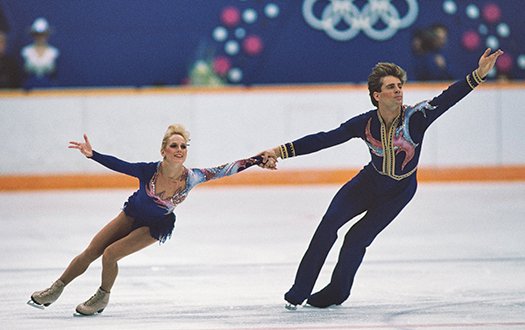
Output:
top-left (243, 35), bottom-right (263, 56)
top-left (496, 53), bottom-right (513, 73)
top-left (482, 3), bottom-right (501, 24)
top-left (461, 30), bottom-right (480, 51)
top-left (213, 56), bottom-right (231, 76)
top-left (221, 6), bottom-right (240, 27)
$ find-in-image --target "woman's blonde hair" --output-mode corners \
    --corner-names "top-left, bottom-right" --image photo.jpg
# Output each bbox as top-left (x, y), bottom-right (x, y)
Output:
top-left (161, 124), bottom-right (190, 151)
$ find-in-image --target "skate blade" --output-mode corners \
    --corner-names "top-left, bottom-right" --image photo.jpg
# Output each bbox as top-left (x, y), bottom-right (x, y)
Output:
top-left (304, 303), bottom-right (343, 309)
top-left (285, 303), bottom-right (298, 311)
top-left (73, 312), bottom-right (101, 317)
top-left (27, 300), bottom-right (45, 310)
top-left (73, 309), bottom-right (104, 317)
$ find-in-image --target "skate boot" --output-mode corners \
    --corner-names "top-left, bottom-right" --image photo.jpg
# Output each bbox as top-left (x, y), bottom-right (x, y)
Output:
top-left (75, 287), bottom-right (110, 316)
top-left (27, 280), bottom-right (65, 309)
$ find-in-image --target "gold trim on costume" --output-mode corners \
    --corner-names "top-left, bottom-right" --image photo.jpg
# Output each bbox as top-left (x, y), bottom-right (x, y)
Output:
top-left (466, 73), bottom-right (476, 89)
top-left (288, 142), bottom-right (296, 157)
top-left (279, 143), bottom-right (296, 159)
top-left (374, 111), bottom-right (416, 180)
top-left (466, 70), bottom-right (486, 90)
top-left (472, 70), bottom-right (485, 84)
top-left (279, 145), bottom-right (288, 159)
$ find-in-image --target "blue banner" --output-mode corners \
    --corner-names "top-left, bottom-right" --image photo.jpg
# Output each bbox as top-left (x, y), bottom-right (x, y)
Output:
top-left (1, 0), bottom-right (523, 88)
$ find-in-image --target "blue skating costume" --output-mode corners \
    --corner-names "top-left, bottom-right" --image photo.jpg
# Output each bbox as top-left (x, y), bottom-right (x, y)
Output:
top-left (280, 72), bottom-right (484, 307)
top-left (90, 151), bottom-right (261, 243)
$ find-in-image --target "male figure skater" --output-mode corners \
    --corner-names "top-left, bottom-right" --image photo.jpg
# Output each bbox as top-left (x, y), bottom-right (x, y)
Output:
top-left (261, 48), bottom-right (503, 309)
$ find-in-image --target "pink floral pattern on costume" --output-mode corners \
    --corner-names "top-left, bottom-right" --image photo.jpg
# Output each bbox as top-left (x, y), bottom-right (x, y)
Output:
top-left (147, 157), bottom-right (261, 215)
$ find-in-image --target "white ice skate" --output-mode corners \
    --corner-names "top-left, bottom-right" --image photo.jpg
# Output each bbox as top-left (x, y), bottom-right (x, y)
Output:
top-left (27, 280), bottom-right (65, 309)
top-left (74, 287), bottom-right (110, 316)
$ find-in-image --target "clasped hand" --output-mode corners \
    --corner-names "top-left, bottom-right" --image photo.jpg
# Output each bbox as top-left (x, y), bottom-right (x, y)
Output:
top-left (258, 149), bottom-right (279, 170)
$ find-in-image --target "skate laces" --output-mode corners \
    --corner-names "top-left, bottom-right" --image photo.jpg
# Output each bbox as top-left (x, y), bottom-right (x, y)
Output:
top-left (38, 282), bottom-right (60, 297)
top-left (84, 290), bottom-right (104, 306)
top-left (38, 287), bottom-right (53, 297)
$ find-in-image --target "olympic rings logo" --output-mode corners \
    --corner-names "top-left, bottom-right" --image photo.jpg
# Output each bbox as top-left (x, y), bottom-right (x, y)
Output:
top-left (302, 0), bottom-right (419, 41)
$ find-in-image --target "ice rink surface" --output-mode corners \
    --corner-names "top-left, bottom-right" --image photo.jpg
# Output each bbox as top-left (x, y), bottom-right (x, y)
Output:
top-left (1, 182), bottom-right (524, 329)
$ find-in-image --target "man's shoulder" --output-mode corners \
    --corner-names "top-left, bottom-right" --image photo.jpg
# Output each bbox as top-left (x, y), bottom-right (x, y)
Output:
top-left (348, 109), bottom-right (376, 122)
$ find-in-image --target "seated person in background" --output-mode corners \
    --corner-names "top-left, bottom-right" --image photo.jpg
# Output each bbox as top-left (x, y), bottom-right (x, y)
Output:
top-left (21, 17), bottom-right (59, 89)
top-left (412, 24), bottom-right (452, 81)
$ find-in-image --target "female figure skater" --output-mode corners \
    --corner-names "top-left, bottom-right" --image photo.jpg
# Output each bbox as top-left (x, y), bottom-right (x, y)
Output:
top-left (261, 48), bottom-right (503, 309)
top-left (28, 124), bottom-right (271, 315)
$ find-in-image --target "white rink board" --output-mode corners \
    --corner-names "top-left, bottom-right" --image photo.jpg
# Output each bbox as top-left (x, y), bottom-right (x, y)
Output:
top-left (1, 84), bottom-right (524, 176)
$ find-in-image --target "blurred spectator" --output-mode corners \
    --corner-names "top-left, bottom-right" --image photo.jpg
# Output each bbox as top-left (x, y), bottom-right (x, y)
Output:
top-left (412, 24), bottom-right (452, 81)
top-left (0, 5), bottom-right (9, 32)
top-left (21, 17), bottom-right (59, 89)
top-left (0, 30), bottom-right (22, 88)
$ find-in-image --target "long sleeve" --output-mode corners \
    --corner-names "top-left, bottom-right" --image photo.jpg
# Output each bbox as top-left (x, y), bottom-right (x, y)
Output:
top-left (279, 111), bottom-right (370, 158)
top-left (90, 150), bottom-right (151, 179)
top-left (187, 156), bottom-right (262, 187)
top-left (423, 71), bottom-right (484, 127)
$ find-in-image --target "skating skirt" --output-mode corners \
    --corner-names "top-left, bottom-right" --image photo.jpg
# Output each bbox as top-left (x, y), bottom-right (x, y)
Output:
top-left (123, 203), bottom-right (176, 244)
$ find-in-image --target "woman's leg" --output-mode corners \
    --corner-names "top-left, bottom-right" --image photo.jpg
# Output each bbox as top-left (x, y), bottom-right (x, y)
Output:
top-left (100, 226), bottom-right (157, 292)
top-left (74, 226), bottom-right (156, 315)
top-left (59, 211), bottom-right (134, 285)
